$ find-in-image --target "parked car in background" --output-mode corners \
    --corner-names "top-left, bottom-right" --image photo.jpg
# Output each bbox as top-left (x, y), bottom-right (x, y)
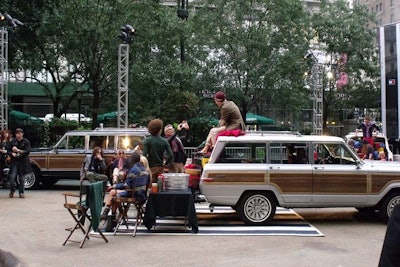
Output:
top-left (27, 127), bottom-right (149, 189)
top-left (344, 131), bottom-right (394, 161)
top-left (41, 113), bottom-right (92, 122)
top-left (200, 131), bottom-right (400, 225)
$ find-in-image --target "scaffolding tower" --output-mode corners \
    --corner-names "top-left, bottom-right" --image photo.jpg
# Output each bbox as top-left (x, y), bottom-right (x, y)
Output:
top-left (312, 63), bottom-right (324, 135)
top-left (117, 43), bottom-right (129, 128)
top-left (0, 27), bottom-right (8, 130)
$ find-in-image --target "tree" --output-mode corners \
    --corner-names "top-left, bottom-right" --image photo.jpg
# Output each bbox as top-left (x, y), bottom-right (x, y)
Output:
top-left (190, 0), bottom-right (311, 123)
top-left (3, 0), bottom-right (82, 117)
top-left (311, 0), bottom-right (379, 132)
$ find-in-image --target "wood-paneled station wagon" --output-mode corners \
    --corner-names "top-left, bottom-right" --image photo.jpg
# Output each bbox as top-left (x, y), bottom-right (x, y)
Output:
top-left (27, 127), bottom-right (149, 189)
top-left (199, 131), bottom-right (400, 225)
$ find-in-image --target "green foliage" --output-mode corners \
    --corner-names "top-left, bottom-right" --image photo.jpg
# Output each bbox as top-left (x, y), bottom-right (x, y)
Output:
top-left (190, 0), bottom-right (311, 116)
top-left (3, 0), bottom-right (381, 144)
top-left (311, 0), bottom-right (379, 131)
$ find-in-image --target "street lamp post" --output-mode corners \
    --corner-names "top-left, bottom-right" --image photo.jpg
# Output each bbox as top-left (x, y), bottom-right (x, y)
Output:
top-left (177, 0), bottom-right (189, 64)
top-left (76, 88), bottom-right (84, 126)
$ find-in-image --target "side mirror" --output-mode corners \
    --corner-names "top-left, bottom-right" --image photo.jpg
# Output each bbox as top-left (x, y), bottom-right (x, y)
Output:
top-left (356, 160), bottom-right (362, 169)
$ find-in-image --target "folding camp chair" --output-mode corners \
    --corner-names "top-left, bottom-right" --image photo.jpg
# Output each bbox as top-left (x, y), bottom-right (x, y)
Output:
top-left (112, 173), bottom-right (149, 237)
top-left (62, 180), bottom-right (108, 248)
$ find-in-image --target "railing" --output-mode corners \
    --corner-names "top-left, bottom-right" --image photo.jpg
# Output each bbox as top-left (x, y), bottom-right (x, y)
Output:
top-left (184, 147), bottom-right (199, 160)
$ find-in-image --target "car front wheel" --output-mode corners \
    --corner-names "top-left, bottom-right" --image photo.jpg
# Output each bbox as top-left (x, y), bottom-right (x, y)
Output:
top-left (379, 192), bottom-right (400, 222)
top-left (237, 192), bottom-right (276, 225)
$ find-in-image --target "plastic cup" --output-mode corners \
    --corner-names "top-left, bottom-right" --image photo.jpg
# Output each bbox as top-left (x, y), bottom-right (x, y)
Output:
top-left (151, 183), bottom-right (158, 193)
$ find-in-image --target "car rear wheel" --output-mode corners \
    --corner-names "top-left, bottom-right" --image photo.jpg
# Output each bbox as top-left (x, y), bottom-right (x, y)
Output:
top-left (237, 192), bottom-right (276, 225)
top-left (41, 178), bottom-right (59, 187)
top-left (379, 192), bottom-right (400, 222)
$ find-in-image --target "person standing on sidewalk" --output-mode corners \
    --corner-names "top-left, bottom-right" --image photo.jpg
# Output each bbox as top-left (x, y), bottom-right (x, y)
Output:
top-left (8, 128), bottom-right (32, 198)
top-left (164, 122), bottom-right (189, 173)
top-left (143, 118), bottom-right (173, 183)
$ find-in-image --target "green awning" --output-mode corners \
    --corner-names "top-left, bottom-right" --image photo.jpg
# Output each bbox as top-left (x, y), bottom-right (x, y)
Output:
top-left (9, 110), bottom-right (43, 122)
top-left (246, 113), bottom-right (274, 125)
top-left (8, 82), bottom-right (86, 96)
top-left (97, 111), bottom-right (118, 121)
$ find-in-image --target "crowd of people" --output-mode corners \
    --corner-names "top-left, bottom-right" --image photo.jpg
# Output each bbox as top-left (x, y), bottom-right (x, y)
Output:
top-left (83, 90), bottom-right (246, 229)
top-left (347, 117), bottom-right (387, 161)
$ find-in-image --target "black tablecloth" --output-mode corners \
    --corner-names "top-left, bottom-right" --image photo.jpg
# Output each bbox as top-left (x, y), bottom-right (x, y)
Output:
top-left (143, 190), bottom-right (198, 233)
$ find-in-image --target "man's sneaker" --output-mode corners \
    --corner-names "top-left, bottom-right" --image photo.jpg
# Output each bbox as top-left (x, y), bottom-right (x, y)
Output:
top-left (19, 194), bottom-right (25, 198)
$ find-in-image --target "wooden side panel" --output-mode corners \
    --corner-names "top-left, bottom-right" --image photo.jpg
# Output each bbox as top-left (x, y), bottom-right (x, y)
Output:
top-left (371, 174), bottom-right (400, 194)
top-left (269, 173), bottom-right (313, 193)
top-left (313, 174), bottom-right (367, 194)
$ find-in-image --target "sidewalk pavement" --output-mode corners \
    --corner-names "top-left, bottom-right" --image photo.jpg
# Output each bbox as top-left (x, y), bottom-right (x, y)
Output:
top-left (0, 183), bottom-right (386, 267)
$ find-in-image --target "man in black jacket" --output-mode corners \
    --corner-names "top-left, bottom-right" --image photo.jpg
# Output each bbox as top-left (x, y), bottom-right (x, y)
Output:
top-left (8, 128), bottom-right (32, 198)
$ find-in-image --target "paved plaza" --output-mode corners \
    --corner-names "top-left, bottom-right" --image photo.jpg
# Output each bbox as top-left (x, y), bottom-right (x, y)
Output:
top-left (0, 181), bottom-right (388, 267)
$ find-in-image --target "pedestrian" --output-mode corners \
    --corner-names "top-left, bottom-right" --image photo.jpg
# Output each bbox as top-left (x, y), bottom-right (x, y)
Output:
top-left (164, 122), bottom-right (189, 173)
top-left (0, 129), bottom-right (12, 187)
top-left (8, 128), bottom-right (32, 198)
top-left (201, 91), bottom-right (246, 154)
top-left (143, 118), bottom-right (173, 183)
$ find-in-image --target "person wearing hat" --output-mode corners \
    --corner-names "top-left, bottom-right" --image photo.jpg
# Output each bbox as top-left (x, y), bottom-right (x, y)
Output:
top-left (200, 91), bottom-right (245, 154)
top-left (8, 128), bottom-right (32, 198)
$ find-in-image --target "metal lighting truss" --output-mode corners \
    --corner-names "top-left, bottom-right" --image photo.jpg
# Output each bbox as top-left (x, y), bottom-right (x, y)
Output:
top-left (117, 43), bottom-right (129, 128)
top-left (0, 27), bottom-right (8, 130)
top-left (312, 63), bottom-right (324, 135)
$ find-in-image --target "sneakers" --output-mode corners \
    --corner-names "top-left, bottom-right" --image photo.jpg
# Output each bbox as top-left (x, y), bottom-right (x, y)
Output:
top-left (19, 194), bottom-right (25, 198)
top-left (9, 192), bottom-right (14, 198)
top-left (101, 207), bottom-right (110, 220)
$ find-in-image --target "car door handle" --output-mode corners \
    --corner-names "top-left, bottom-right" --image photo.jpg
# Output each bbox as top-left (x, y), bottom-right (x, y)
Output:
top-left (314, 166), bottom-right (325, 170)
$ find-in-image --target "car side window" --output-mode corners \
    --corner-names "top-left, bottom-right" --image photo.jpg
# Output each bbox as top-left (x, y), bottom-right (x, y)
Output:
top-left (117, 136), bottom-right (143, 150)
top-left (215, 142), bottom-right (266, 163)
top-left (270, 143), bottom-right (288, 164)
top-left (58, 136), bottom-right (85, 150)
top-left (269, 143), bottom-right (309, 164)
top-left (314, 143), bottom-right (356, 165)
top-left (89, 135), bottom-right (117, 150)
top-left (286, 143), bottom-right (309, 164)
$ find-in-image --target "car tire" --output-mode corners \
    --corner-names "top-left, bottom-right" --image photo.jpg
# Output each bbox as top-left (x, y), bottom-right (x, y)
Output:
top-left (41, 178), bottom-right (59, 187)
top-left (356, 207), bottom-right (377, 214)
top-left (379, 191), bottom-right (400, 222)
top-left (237, 192), bottom-right (276, 225)
top-left (24, 169), bottom-right (40, 190)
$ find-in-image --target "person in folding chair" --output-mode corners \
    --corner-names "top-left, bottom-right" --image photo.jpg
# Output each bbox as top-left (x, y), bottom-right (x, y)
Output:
top-left (111, 149), bottom-right (129, 185)
top-left (101, 151), bottom-right (150, 233)
top-left (82, 147), bottom-right (109, 184)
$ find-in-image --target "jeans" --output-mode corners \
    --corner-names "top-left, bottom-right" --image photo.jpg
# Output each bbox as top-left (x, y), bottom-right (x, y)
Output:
top-left (9, 162), bottom-right (25, 195)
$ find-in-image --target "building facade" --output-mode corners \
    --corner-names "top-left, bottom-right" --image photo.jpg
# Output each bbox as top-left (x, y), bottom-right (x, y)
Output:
top-left (354, 0), bottom-right (400, 26)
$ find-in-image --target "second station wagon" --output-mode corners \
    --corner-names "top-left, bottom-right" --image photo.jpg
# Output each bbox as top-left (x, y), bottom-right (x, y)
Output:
top-left (199, 131), bottom-right (400, 225)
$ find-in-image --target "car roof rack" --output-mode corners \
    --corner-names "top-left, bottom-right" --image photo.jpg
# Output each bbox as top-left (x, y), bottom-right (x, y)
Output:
top-left (246, 130), bottom-right (302, 136)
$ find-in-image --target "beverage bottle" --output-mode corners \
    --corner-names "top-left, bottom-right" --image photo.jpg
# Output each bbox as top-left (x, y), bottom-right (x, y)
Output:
top-left (162, 175), bottom-right (166, 192)
top-left (157, 174), bottom-right (163, 191)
